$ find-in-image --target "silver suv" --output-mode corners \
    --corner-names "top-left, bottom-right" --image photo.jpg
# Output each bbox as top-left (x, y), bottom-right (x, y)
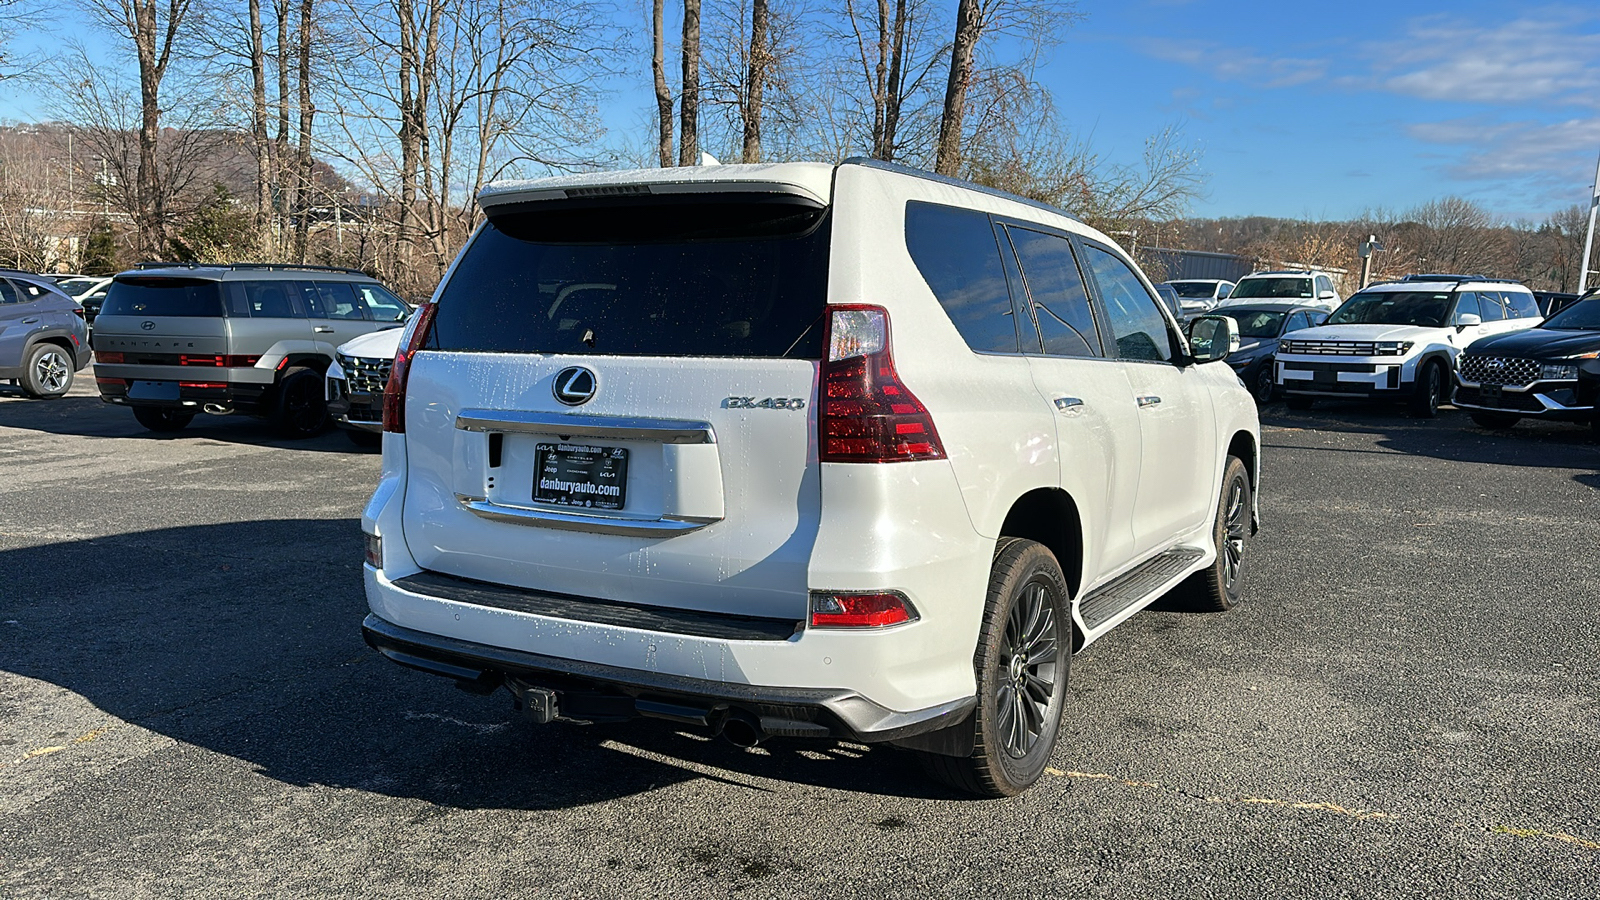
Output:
top-left (92, 263), bottom-right (409, 436)
top-left (0, 270), bottom-right (91, 399)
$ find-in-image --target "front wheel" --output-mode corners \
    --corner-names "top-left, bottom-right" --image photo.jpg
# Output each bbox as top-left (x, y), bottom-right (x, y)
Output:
top-left (1409, 361), bottom-right (1445, 418)
top-left (1180, 455), bottom-right (1252, 612)
top-left (22, 343), bottom-right (74, 399)
top-left (1251, 360), bottom-right (1276, 403)
top-left (919, 538), bottom-right (1070, 798)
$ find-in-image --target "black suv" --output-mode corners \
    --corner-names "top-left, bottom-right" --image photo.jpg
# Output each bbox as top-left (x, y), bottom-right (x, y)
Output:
top-left (1454, 293), bottom-right (1600, 431)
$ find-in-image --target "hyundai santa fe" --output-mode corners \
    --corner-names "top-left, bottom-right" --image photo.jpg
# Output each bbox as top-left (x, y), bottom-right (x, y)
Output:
top-left (360, 160), bottom-right (1262, 796)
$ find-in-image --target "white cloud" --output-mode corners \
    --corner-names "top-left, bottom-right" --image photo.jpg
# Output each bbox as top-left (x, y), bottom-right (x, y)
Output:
top-left (1141, 38), bottom-right (1326, 89)
top-left (1363, 11), bottom-right (1600, 107)
top-left (1405, 115), bottom-right (1600, 208)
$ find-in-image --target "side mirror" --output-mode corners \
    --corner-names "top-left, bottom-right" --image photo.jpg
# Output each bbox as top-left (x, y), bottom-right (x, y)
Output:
top-left (1456, 313), bottom-right (1482, 330)
top-left (1188, 315), bottom-right (1239, 364)
top-left (1318, 290), bottom-right (1337, 301)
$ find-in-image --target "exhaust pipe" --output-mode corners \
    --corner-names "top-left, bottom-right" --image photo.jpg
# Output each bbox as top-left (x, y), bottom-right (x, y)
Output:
top-left (718, 710), bottom-right (766, 748)
top-left (203, 403), bottom-right (234, 415)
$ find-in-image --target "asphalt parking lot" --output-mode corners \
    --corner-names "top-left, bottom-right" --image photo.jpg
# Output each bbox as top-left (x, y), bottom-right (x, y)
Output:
top-left (2, 372), bottom-right (1598, 899)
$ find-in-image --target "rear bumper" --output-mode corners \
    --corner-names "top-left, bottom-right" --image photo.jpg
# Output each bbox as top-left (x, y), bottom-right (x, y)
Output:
top-left (95, 377), bottom-right (271, 412)
top-left (362, 612), bottom-right (975, 743)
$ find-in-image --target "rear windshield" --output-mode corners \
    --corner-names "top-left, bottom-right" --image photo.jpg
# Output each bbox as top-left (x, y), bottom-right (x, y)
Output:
top-left (101, 277), bottom-right (225, 318)
top-left (1168, 282), bottom-right (1215, 298)
top-left (1232, 277), bottom-right (1312, 300)
top-left (428, 195), bottom-right (831, 358)
top-left (1326, 291), bottom-right (1452, 328)
top-left (1227, 309), bottom-right (1287, 338)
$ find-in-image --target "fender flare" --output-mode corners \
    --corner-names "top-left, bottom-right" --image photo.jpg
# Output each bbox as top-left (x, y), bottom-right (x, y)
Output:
top-left (22, 328), bottom-right (84, 367)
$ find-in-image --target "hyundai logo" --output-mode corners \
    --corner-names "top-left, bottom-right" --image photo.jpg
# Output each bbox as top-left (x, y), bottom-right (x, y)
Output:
top-left (141, 321), bottom-right (156, 331)
top-left (552, 366), bottom-right (597, 406)
top-left (1486, 358), bottom-right (1504, 370)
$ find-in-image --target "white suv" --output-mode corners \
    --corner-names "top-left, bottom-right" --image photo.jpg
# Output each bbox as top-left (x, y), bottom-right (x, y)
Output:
top-left (359, 161), bottom-right (1262, 797)
top-left (1227, 270), bottom-right (1342, 311)
top-left (1275, 275), bottom-right (1541, 416)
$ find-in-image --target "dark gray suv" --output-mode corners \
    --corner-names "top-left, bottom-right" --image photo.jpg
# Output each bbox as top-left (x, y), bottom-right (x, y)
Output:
top-left (0, 270), bottom-right (91, 399)
top-left (92, 263), bottom-right (410, 436)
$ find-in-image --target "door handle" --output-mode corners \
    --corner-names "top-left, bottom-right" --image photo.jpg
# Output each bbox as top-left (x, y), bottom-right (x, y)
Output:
top-left (1136, 395), bottom-right (1161, 408)
top-left (1054, 397), bottom-right (1084, 411)
top-left (313, 326), bottom-right (334, 333)
top-left (22, 317), bottom-right (39, 324)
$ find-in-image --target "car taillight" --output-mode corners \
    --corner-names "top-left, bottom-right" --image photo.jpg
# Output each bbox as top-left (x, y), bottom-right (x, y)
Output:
top-left (71, 308), bottom-right (86, 320)
top-left (818, 305), bottom-right (944, 462)
top-left (809, 591), bottom-right (918, 628)
top-left (179, 382), bottom-right (228, 389)
top-left (365, 533), bottom-right (382, 568)
top-left (95, 351), bottom-right (124, 364)
top-left (383, 302), bottom-right (438, 434)
top-left (178, 354), bottom-right (260, 367)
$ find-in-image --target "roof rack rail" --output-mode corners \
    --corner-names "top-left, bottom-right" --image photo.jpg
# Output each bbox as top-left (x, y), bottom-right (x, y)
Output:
top-left (1250, 269), bottom-right (1314, 276)
top-left (1398, 273), bottom-right (1522, 285)
top-left (134, 261), bottom-right (369, 276)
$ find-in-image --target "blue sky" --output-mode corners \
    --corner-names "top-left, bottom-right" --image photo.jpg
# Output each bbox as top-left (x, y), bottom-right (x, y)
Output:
top-left (6, 1), bottom-right (1598, 222)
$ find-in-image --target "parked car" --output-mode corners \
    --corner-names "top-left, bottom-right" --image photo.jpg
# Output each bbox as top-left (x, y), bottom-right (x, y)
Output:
top-left (1454, 293), bottom-right (1600, 431)
top-left (1214, 303), bottom-right (1328, 402)
top-left (54, 275), bottom-right (115, 327)
top-left (326, 322), bottom-right (405, 447)
top-left (1164, 279), bottom-right (1235, 317)
top-left (1532, 291), bottom-right (1581, 318)
top-left (0, 270), bottom-right (91, 399)
top-left (359, 159), bottom-right (1262, 798)
top-left (1225, 270), bottom-right (1342, 311)
top-left (1275, 275), bottom-right (1541, 416)
top-left (91, 263), bottom-right (411, 436)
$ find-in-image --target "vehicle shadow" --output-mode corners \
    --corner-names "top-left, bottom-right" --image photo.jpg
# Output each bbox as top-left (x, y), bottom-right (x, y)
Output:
top-left (0, 520), bottom-right (953, 808)
top-left (0, 387), bottom-right (372, 454)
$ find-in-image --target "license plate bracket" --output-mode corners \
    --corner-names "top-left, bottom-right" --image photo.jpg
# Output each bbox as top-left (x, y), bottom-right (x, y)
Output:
top-left (1481, 384), bottom-right (1503, 403)
top-left (128, 380), bottom-right (181, 402)
top-left (533, 442), bottom-right (628, 511)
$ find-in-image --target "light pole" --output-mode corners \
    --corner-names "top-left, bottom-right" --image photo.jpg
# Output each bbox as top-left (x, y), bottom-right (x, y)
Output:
top-left (1358, 235), bottom-right (1385, 289)
top-left (1579, 147), bottom-right (1600, 293)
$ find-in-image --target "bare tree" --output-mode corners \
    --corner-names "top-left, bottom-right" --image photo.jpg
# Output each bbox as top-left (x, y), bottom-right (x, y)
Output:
top-left (290, 0), bottom-right (313, 260)
top-left (739, 0), bottom-right (769, 162)
top-left (652, 0), bottom-right (673, 166)
top-left (679, 0), bottom-right (700, 165)
top-left (835, 0), bottom-right (944, 162)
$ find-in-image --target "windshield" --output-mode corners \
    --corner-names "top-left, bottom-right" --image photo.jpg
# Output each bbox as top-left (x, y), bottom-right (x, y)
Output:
top-left (1168, 282), bottom-right (1215, 298)
top-left (1542, 296), bottom-right (1600, 330)
top-left (1326, 291), bottom-right (1452, 328)
top-left (1226, 309), bottom-right (1288, 338)
top-left (1231, 277), bottom-right (1312, 300)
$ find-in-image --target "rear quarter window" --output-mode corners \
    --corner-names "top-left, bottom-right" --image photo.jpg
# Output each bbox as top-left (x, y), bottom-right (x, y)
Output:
top-left (429, 195), bottom-right (831, 358)
top-left (101, 278), bottom-right (225, 317)
top-left (904, 201), bottom-right (1018, 353)
top-left (1505, 290), bottom-right (1539, 318)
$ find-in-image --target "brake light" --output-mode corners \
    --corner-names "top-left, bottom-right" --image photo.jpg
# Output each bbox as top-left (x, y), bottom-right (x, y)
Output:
top-left (179, 382), bottom-right (228, 389)
top-left (809, 591), bottom-right (918, 628)
top-left (72, 308), bottom-right (85, 320)
top-left (178, 354), bottom-right (260, 367)
top-left (818, 306), bottom-right (944, 462)
top-left (94, 351), bottom-right (124, 364)
top-left (95, 377), bottom-right (125, 386)
top-left (383, 302), bottom-right (438, 434)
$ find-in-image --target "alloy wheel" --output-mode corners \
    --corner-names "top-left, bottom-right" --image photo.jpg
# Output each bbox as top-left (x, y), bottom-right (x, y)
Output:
top-left (1222, 476), bottom-right (1249, 593)
top-left (35, 350), bottom-right (70, 393)
top-left (996, 579), bottom-right (1061, 759)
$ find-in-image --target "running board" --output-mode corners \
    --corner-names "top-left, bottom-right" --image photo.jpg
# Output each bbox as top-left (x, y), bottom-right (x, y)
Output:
top-left (1078, 547), bottom-right (1205, 630)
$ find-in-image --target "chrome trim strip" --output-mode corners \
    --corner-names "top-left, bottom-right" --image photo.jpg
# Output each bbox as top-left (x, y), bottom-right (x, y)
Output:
top-left (455, 494), bottom-right (718, 536)
top-left (454, 409), bottom-right (716, 445)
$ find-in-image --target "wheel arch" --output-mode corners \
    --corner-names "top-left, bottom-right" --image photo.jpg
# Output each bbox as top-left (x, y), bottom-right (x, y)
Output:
top-left (24, 331), bottom-right (79, 362)
top-left (1226, 429), bottom-right (1261, 535)
top-left (996, 488), bottom-right (1085, 649)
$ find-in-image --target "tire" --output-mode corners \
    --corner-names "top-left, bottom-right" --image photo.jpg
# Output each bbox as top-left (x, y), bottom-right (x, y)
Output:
top-left (1251, 359), bottom-right (1276, 403)
top-left (919, 538), bottom-right (1070, 798)
top-left (272, 367), bottom-right (328, 438)
top-left (1180, 455), bottom-right (1252, 612)
top-left (1408, 360), bottom-right (1445, 418)
top-left (21, 343), bottom-right (74, 399)
top-left (1285, 395), bottom-right (1314, 411)
top-left (345, 428), bottom-right (382, 448)
top-left (133, 406), bottom-right (194, 432)
top-left (1470, 411), bottom-right (1520, 430)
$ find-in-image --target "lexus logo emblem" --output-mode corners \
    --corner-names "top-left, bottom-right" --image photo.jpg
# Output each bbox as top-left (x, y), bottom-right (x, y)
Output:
top-left (141, 321), bottom-right (156, 331)
top-left (553, 366), bottom-right (597, 406)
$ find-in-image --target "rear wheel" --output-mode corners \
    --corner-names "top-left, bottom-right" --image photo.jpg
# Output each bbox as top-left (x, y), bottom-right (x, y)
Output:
top-left (919, 538), bottom-right (1069, 798)
top-left (21, 343), bottom-right (73, 399)
top-left (1285, 395), bottom-right (1314, 410)
top-left (273, 367), bottom-right (328, 438)
top-left (1470, 411), bottom-right (1520, 430)
top-left (1180, 455), bottom-right (1252, 612)
top-left (133, 406), bottom-right (194, 432)
top-left (1409, 360), bottom-right (1445, 418)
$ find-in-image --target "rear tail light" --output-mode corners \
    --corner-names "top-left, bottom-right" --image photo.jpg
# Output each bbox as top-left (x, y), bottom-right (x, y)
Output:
top-left (818, 306), bottom-right (944, 462)
top-left (809, 591), bottom-right (918, 628)
top-left (95, 377), bottom-right (125, 387)
top-left (179, 354), bottom-right (260, 367)
top-left (179, 382), bottom-right (228, 389)
top-left (94, 351), bottom-right (124, 364)
top-left (383, 302), bottom-right (439, 434)
top-left (365, 533), bottom-right (383, 568)
top-left (71, 308), bottom-right (85, 320)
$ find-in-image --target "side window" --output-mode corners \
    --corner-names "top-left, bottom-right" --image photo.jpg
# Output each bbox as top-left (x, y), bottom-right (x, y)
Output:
top-left (316, 282), bottom-right (366, 320)
top-left (1453, 292), bottom-right (1481, 323)
top-left (242, 281), bottom-right (300, 318)
top-left (1315, 275), bottom-right (1334, 297)
top-left (222, 283), bottom-right (252, 317)
top-left (356, 284), bottom-right (408, 323)
top-left (1284, 311), bottom-right (1311, 333)
top-left (0, 280), bottom-right (19, 304)
top-left (1218, 282), bottom-right (1233, 300)
top-left (1476, 291), bottom-right (1505, 322)
top-left (904, 200), bottom-right (1018, 353)
top-left (1081, 244), bottom-right (1172, 363)
top-left (12, 280), bottom-right (47, 301)
top-left (1005, 226), bottom-right (1101, 358)
top-left (1505, 290), bottom-right (1539, 319)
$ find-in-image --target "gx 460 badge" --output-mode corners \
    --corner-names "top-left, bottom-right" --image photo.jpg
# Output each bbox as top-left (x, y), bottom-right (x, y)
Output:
top-left (723, 397), bottom-right (806, 410)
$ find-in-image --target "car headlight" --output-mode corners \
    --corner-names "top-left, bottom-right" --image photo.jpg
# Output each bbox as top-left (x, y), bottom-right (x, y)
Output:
top-left (1539, 363), bottom-right (1579, 381)
top-left (1376, 341), bottom-right (1414, 356)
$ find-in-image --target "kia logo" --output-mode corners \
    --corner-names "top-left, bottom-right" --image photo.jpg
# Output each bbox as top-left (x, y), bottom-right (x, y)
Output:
top-left (552, 366), bottom-right (597, 406)
top-left (141, 321), bottom-right (156, 331)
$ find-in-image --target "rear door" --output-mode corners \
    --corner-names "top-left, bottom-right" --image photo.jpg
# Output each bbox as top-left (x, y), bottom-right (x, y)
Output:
top-left (400, 193), bottom-right (832, 619)
top-left (303, 281), bottom-right (377, 351)
top-left (0, 279), bottom-right (32, 365)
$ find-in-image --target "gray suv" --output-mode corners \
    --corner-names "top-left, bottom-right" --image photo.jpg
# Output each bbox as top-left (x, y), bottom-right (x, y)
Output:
top-left (92, 263), bottom-right (410, 436)
top-left (0, 270), bottom-right (91, 399)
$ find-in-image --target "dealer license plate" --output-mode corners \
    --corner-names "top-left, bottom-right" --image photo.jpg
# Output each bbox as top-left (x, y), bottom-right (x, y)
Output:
top-left (533, 443), bottom-right (629, 510)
